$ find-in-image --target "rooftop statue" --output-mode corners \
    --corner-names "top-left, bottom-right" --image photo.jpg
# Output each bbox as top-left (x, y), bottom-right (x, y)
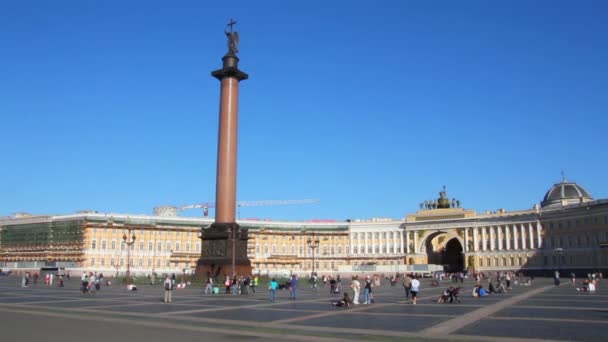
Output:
top-left (225, 18), bottom-right (240, 55)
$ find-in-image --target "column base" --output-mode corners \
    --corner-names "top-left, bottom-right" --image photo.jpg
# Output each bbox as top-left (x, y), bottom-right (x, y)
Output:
top-left (196, 222), bottom-right (252, 277)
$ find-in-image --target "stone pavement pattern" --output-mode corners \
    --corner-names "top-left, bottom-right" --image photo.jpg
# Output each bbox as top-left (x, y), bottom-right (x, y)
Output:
top-left (0, 276), bottom-right (606, 341)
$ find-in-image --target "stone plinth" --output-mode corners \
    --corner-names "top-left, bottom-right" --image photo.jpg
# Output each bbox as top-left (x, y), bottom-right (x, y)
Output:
top-left (196, 222), bottom-right (252, 277)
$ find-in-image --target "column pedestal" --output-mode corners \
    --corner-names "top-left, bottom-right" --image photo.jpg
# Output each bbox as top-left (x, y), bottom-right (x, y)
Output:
top-left (196, 223), bottom-right (252, 277)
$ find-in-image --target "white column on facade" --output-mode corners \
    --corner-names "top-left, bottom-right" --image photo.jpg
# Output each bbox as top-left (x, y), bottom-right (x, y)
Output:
top-left (513, 225), bottom-right (518, 250)
top-left (497, 226), bottom-right (503, 250)
top-left (520, 224), bottom-right (526, 250)
top-left (464, 228), bottom-right (469, 252)
top-left (385, 231), bottom-right (390, 255)
top-left (505, 225), bottom-right (511, 250)
top-left (349, 231), bottom-right (354, 256)
top-left (364, 232), bottom-right (368, 255)
top-left (371, 232), bottom-right (376, 254)
top-left (528, 222), bottom-right (535, 249)
top-left (489, 226), bottom-right (495, 251)
top-left (536, 221), bottom-right (543, 249)
top-left (413, 230), bottom-right (418, 254)
top-left (399, 231), bottom-right (404, 255)
top-left (473, 227), bottom-right (478, 252)
top-left (405, 230), bottom-right (410, 254)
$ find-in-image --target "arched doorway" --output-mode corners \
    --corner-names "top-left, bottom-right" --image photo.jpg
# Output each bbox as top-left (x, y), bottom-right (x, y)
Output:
top-left (424, 234), bottom-right (464, 272)
top-left (442, 238), bottom-right (464, 272)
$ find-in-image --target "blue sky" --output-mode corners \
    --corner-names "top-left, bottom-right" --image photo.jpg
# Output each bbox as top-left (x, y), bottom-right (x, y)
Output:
top-left (1, 1), bottom-right (607, 221)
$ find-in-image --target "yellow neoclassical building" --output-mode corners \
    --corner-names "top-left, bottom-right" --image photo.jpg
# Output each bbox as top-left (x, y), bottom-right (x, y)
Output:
top-left (1, 180), bottom-right (607, 276)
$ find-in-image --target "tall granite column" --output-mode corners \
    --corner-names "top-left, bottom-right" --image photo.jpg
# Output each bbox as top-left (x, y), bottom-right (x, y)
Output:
top-left (197, 23), bottom-right (252, 278)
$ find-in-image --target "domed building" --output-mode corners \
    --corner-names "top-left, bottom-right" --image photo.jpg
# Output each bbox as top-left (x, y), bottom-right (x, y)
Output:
top-left (1, 179), bottom-right (607, 276)
top-left (541, 179), bottom-right (593, 208)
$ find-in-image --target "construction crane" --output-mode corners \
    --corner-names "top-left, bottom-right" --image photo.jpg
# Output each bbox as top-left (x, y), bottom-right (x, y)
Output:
top-left (180, 199), bottom-right (320, 217)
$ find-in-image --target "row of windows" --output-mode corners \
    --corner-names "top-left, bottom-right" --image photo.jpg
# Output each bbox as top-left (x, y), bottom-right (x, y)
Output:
top-left (252, 259), bottom-right (403, 270)
top-left (89, 258), bottom-right (190, 269)
top-left (254, 244), bottom-right (403, 255)
top-left (479, 256), bottom-right (525, 267)
top-left (547, 232), bottom-right (608, 248)
top-left (352, 232), bottom-right (402, 240)
top-left (91, 227), bottom-right (196, 238)
top-left (90, 240), bottom-right (200, 252)
top-left (548, 216), bottom-right (608, 230)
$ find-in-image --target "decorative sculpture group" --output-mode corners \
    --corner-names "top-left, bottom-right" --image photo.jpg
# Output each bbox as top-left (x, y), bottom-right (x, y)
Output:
top-left (419, 186), bottom-right (461, 210)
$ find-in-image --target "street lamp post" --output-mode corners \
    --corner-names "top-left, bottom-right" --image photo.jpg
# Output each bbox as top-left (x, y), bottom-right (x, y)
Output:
top-left (306, 235), bottom-right (320, 276)
top-left (554, 247), bottom-right (564, 273)
top-left (122, 228), bottom-right (136, 286)
top-left (230, 225), bottom-right (240, 277)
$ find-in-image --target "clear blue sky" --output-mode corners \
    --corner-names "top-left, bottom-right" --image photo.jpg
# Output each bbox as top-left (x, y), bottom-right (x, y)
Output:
top-left (1, 1), bottom-right (607, 221)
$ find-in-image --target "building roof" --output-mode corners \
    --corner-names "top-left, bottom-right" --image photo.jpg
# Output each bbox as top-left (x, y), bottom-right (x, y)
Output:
top-left (541, 180), bottom-right (593, 208)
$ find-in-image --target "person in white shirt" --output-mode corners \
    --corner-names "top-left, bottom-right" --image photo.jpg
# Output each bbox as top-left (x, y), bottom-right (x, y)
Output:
top-left (164, 276), bottom-right (173, 303)
top-left (410, 276), bottom-right (421, 305)
top-left (350, 275), bottom-right (361, 304)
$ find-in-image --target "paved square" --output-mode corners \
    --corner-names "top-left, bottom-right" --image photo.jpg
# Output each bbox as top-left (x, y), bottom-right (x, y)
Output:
top-left (1, 276), bottom-right (606, 341)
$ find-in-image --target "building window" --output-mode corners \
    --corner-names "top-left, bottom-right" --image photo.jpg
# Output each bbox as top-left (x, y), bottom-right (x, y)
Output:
top-left (330, 246), bottom-right (335, 255)
top-left (323, 246), bottom-right (328, 255)
top-left (100, 258), bottom-right (105, 266)
top-left (375, 246), bottom-right (380, 253)
top-left (368, 246), bottom-right (372, 253)
top-left (166, 260), bottom-right (170, 267)
top-left (382, 246), bottom-right (387, 254)
top-left (91, 240), bottom-right (97, 249)
top-left (157, 241), bottom-right (162, 251)
top-left (291, 245), bottom-right (296, 254)
top-left (90, 258), bottom-right (95, 266)
top-left (139, 241), bottom-right (144, 251)
top-left (101, 240), bottom-right (106, 250)
top-left (353, 246), bottom-right (358, 254)
top-left (111, 241), bottom-right (116, 250)
top-left (346, 246), bottom-right (350, 254)
top-left (166, 242), bottom-right (171, 252)
top-left (186, 242), bottom-right (191, 252)
top-left (479, 258), bottom-right (484, 267)
top-left (121, 241), bottom-right (126, 250)
top-left (175, 242), bottom-right (181, 252)
top-left (374, 232), bottom-right (379, 239)
top-left (110, 258), bottom-right (115, 266)
top-left (264, 245), bottom-right (268, 254)
top-left (272, 245), bottom-right (277, 254)
top-left (299, 246), bottom-right (303, 255)
top-left (138, 259), bottom-right (143, 267)
top-left (282, 245), bottom-right (287, 254)
top-left (149, 241), bottom-right (153, 251)
top-left (196, 242), bottom-right (201, 252)
top-left (148, 259), bottom-right (152, 267)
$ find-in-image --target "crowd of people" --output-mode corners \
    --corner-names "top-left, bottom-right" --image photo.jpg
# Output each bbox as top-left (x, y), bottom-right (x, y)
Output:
top-left (13, 268), bottom-right (605, 306)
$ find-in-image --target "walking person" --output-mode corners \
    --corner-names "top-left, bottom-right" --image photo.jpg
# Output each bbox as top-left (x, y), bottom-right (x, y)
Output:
top-left (410, 276), bottom-right (420, 305)
top-left (250, 274), bottom-right (257, 293)
top-left (363, 276), bottom-right (372, 304)
top-left (289, 274), bottom-right (298, 300)
top-left (204, 276), bottom-right (213, 294)
top-left (402, 273), bottom-right (412, 301)
top-left (164, 275), bottom-right (173, 303)
top-left (269, 278), bottom-right (278, 302)
top-left (350, 275), bottom-right (361, 305)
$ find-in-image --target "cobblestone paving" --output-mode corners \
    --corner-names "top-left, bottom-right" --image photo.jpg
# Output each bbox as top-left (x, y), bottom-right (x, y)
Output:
top-left (0, 276), bottom-right (605, 341)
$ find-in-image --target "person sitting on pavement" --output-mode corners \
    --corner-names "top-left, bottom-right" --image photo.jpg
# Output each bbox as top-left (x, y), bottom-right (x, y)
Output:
top-left (332, 292), bottom-right (352, 307)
